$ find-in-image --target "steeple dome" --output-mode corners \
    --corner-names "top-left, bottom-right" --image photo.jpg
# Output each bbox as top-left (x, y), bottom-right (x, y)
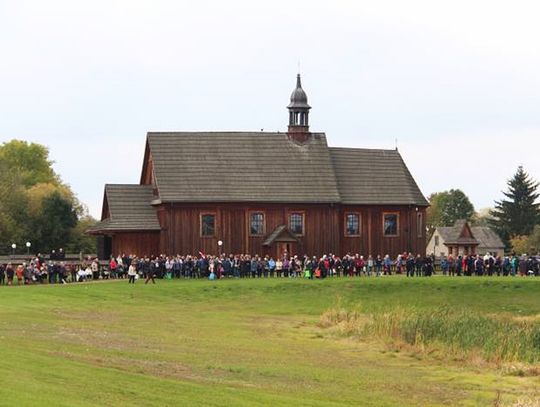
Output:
top-left (287, 74), bottom-right (311, 143)
top-left (288, 74), bottom-right (311, 109)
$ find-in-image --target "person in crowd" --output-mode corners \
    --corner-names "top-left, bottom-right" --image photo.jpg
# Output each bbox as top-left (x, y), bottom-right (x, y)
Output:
top-left (467, 255), bottom-right (475, 277)
top-left (109, 257), bottom-right (118, 279)
top-left (145, 262), bottom-right (157, 284)
top-left (268, 257), bottom-right (276, 278)
top-left (16, 263), bottom-right (24, 285)
top-left (375, 255), bottom-right (382, 277)
top-left (91, 259), bottom-right (100, 280)
top-left (474, 255), bottom-right (484, 276)
top-left (165, 257), bottom-right (173, 279)
top-left (355, 255), bottom-right (364, 277)
top-left (58, 262), bottom-right (68, 284)
top-left (406, 253), bottom-right (415, 277)
top-left (494, 256), bottom-right (502, 276)
top-left (423, 255), bottom-right (433, 277)
top-left (250, 256), bottom-right (258, 278)
top-left (333, 255), bottom-right (342, 277)
top-left (0, 263), bottom-right (6, 285)
top-left (6, 263), bottom-right (14, 285)
top-left (77, 265), bottom-right (86, 282)
top-left (414, 253), bottom-right (424, 277)
top-left (448, 255), bottom-right (455, 276)
top-left (128, 262), bottom-right (137, 283)
top-left (280, 256), bottom-right (289, 278)
top-left (394, 253), bottom-right (400, 274)
top-left (84, 264), bottom-right (93, 281)
top-left (455, 255), bottom-right (462, 276)
top-left (440, 256), bottom-right (449, 276)
top-left (318, 255), bottom-right (328, 279)
top-left (23, 263), bottom-right (32, 284)
top-left (383, 254), bottom-right (392, 275)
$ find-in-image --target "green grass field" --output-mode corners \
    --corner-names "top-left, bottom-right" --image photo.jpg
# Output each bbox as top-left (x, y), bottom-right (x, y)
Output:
top-left (0, 277), bottom-right (539, 406)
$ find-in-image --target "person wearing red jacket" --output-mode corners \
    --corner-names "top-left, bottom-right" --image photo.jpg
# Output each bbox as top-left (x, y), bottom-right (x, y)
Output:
top-left (109, 258), bottom-right (118, 278)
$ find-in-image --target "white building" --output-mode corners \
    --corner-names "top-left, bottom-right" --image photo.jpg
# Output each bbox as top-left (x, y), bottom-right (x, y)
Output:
top-left (427, 220), bottom-right (504, 258)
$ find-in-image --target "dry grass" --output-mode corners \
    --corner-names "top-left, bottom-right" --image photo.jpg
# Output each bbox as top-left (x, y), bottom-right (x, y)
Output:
top-left (509, 397), bottom-right (540, 407)
top-left (319, 306), bottom-right (540, 367)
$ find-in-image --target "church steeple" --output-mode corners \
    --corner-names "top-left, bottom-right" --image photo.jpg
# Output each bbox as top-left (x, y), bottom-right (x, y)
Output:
top-left (287, 74), bottom-right (311, 142)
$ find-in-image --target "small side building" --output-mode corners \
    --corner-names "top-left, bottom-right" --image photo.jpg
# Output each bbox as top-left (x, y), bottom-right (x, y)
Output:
top-left (427, 220), bottom-right (504, 258)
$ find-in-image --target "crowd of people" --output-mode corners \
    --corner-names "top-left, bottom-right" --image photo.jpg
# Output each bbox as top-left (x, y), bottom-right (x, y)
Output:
top-left (438, 253), bottom-right (539, 276)
top-left (0, 250), bottom-right (538, 286)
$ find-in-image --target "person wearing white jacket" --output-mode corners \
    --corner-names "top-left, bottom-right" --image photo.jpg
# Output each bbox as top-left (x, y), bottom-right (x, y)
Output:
top-left (128, 264), bottom-right (137, 284)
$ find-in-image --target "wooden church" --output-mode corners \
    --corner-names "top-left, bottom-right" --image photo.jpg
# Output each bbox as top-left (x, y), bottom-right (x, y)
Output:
top-left (89, 75), bottom-right (429, 259)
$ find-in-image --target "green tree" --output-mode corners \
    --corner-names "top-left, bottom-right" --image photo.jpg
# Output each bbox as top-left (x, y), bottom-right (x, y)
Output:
top-left (0, 160), bottom-right (29, 252)
top-left (427, 189), bottom-right (475, 230)
top-left (526, 225), bottom-right (540, 254)
top-left (0, 140), bottom-right (58, 188)
top-left (65, 214), bottom-right (98, 254)
top-left (31, 191), bottom-right (78, 253)
top-left (490, 166), bottom-right (539, 241)
top-left (509, 235), bottom-right (530, 256)
top-left (0, 139), bottom-right (98, 255)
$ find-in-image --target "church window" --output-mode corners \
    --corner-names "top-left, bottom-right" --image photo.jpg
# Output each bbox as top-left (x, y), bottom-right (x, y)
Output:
top-left (201, 213), bottom-right (216, 237)
top-left (417, 212), bottom-right (423, 238)
top-left (249, 212), bottom-right (265, 236)
top-left (289, 212), bottom-right (304, 235)
top-left (383, 213), bottom-right (399, 236)
top-left (345, 213), bottom-right (360, 236)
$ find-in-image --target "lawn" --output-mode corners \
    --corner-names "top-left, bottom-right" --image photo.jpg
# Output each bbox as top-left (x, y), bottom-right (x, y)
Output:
top-left (0, 277), bottom-right (538, 406)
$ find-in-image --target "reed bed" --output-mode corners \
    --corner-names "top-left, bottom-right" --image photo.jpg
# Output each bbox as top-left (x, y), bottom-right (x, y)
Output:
top-left (319, 306), bottom-right (540, 364)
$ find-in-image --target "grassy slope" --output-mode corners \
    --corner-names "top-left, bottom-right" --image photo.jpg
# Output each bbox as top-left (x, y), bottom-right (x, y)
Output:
top-left (0, 277), bottom-right (538, 406)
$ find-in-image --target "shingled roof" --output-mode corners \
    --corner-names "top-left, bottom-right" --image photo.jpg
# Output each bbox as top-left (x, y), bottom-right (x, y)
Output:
top-left (471, 227), bottom-right (504, 250)
top-left (88, 185), bottom-right (160, 233)
top-left (262, 225), bottom-right (299, 246)
top-left (91, 132), bottom-right (428, 233)
top-left (437, 220), bottom-right (479, 245)
top-left (147, 132), bottom-right (342, 203)
top-left (329, 147), bottom-right (428, 206)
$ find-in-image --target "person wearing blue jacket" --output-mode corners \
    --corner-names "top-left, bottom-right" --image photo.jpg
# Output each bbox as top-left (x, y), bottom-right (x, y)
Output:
top-left (268, 257), bottom-right (276, 278)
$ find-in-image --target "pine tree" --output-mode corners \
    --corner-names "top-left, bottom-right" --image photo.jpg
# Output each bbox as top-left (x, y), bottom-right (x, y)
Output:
top-left (490, 166), bottom-right (540, 243)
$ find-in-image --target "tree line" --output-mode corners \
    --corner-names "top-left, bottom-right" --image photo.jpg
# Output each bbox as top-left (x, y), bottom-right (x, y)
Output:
top-left (427, 166), bottom-right (540, 254)
top-left (0, 140), bottom-right (96, 255)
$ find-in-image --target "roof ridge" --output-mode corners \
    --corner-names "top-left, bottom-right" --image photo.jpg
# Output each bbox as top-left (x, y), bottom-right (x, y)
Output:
top-left (147, 131), bottom-right (327, 136)
top-left (329, 146), bottom-right (398, 152)
top-left (105, 183), bottom-right (153, 187)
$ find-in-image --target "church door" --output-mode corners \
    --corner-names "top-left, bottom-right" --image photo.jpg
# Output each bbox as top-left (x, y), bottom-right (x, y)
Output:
top-left (277, 243), bottom-right (292, 259)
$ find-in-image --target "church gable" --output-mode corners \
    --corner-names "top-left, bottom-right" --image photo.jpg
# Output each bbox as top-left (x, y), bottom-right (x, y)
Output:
top-left (458, 221), bottom-right (474, 239)
top-left (438, 220), bottom-right (479, 246)
top-left (140, 141), bottom-right (155, 186)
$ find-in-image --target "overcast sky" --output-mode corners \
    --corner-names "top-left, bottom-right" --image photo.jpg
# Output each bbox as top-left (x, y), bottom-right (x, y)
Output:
top-left (1, 0), bottom-right (539, 218)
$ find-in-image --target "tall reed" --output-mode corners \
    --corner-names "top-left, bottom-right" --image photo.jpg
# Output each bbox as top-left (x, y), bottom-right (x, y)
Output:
top-left (320, 306), bottom-right (540, 364)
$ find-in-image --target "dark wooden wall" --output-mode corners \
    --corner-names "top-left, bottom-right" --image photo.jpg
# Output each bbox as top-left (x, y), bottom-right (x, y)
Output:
top-left (151, 203), bottom-right (426, 257)
top-left (111, 231), bottom-right (160, 257)
top-left (340, 205), bottom-right (426, 256)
